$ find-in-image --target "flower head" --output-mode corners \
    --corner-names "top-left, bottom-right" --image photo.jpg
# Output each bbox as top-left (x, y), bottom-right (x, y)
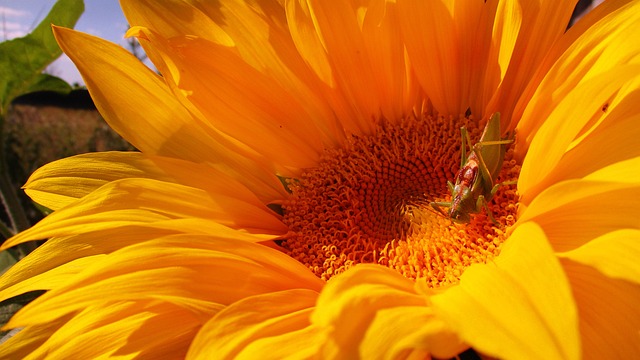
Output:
top-left (1, 0), bottom-right (639, 358)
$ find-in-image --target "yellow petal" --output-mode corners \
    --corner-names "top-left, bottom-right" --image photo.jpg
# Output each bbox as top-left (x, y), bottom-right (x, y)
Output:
top-left (53, 26), bottom-right (286, 201)
top-left (311, 264), bottom-right (463, 358)
top-left (23, 152), bottom-right (284, 221)
top-left (234, 324), bottom-right (327, 360)
top-left (188, 289), bottom-right (318, 359)
top-left (7, 175), bottom-right (287, 251)
top-left (525, 98), bottom-right (640, 194)
top-left (359, 0), bottom-right (422, 121)
top-left (121, 0), bottom-right (233, 45)
top-left (479, 0), bottom-right (520, 119)
top-left (515, 0), bottom-right (640, 143)
top-left (0, 256), bottom-right (101, 302)
top-left (558, 229), bottom-right (640, 285)
top-left (31, 301), bottom-right (199, 359)
top-left (518, 179), bottom-right (640, 252)
top-left (430, 222), bottom-right (580, 360)
top-left (359, 306), bottom-right (465, 360)
top-left (561, 259), bottom-right (640, 357)
top-left (488, 0), bottom-right (577, 124)
top-left (127, 0), bottom-right (340, 146)
top-left (398, 0), bottom-right (468, 115)
top-left (0, 317), bottom-right (70, 359)
top-left (6, 235), bottom-right (322, 329)
top-left (23, 152), bottom-right (173, 210)
top-left (294, 0), bottom-right (382, 126)
top-left (582, 156), bottom-right (640, 183)
top-left (138, 28), bottom-right (334, 171)
top-left (52, 26), bottom-right (212, 162)
top-left (518, 65), bottom-right (640, 204)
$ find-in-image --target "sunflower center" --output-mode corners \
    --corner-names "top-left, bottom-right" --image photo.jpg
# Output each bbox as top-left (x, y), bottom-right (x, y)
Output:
top-left (280, 114), bottom-right (520, 287)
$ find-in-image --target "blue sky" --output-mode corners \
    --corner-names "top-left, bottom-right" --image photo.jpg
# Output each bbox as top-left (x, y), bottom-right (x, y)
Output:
top-left (1, 1), bottom-right (130, 85)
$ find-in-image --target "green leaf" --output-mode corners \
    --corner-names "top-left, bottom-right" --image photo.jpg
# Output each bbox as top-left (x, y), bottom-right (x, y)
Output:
top-left (0, 0), bottom-right (84, 114)
top-left (25, 74), bottom-right (73, 95)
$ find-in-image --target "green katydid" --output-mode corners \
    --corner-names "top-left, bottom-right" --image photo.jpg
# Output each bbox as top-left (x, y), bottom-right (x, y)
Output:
top-left (430, 112), bottom-right (514, 224)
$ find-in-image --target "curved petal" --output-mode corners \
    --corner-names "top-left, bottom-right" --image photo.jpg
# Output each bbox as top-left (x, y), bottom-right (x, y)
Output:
top-left (234, 324), bottom-right (326, 360)
top-left (125, 0), bottom-right (345, 148)
top-left (286, 0), bottom-right (418, 132)
top-left (53, 26), bottom-right (286, 202)
top-left (5, 235), bottom-right (323, 329)
top-left (120, 0), bottom-right (234, 45)
top-left (518, 179), bottom-right (640, 252)
top-left (188, 289), bottom-right (319, 359)
top-left (522, 95), bottom-right (640, 196)
top-left (359, 0), bottom-right (422, 121)
top-left (311, 264), bottom-right (462, 358)
top-left (23, 152), bottom-right (285, 219)
top-left (52, 26), bottom-right (215, 163)
top-left (518, 65), bottom-right (640, 204)
top-left (6, 176), bottom-right (287, 252)
top-left (359, 305), bottom-right (465, 360)
top-left (25, 301), bottom-right (200, 359)
top-left (486, 0), bottom-right (578, 123)
top-left (558, 229), bottom-right (640, 285)
top-left (0, 256), bottom-right (101, 302)
top-left (398, 0), bottom-right (496, 116)
top-left (23, 152), bottom-right (175, 210)
top-left (132, 27), bottom-right (328, 171)
top-left (430, 222), bottom-right (580, 360)
top-left (583, 156), bottom-right (640, 184)
top-left (561, 259), bottom-right (640, 357)
top-left (0, 316), bottom-right (70, 359)
top-left (0, 221), bottom-right (271, 297)
top-left (515, 0), bottom-right (640, 139)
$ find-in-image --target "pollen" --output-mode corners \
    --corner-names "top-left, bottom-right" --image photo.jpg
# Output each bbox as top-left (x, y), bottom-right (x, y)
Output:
top-left (281, 114), bottom-right (520, 287)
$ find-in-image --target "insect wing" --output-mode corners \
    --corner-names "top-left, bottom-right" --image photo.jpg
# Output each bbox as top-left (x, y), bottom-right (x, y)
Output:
top-left (478, 113), bottom-right (507, 183)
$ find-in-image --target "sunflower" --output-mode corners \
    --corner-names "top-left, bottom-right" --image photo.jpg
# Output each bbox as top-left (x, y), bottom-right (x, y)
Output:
top-left (1, 0), bottom-right (639, 358)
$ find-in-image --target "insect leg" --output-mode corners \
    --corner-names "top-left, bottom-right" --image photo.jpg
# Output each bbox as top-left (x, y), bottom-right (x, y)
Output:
top-left (476, 195), bottom-right (498, 225)
top-left (430, 201), bottom-right (451, 217)
top-left (488, 180), bottom-right (518, 200)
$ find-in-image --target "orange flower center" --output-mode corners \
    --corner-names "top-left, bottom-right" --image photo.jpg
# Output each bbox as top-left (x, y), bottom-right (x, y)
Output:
top-left (281, 114), bottom-right (520, 287)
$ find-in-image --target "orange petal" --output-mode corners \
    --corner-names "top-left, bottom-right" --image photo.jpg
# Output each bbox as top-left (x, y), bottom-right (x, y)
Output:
top-left (0, 221), bottom-right (270, 298)
top-left (52, 26), bottom-right (214, 162)
top-left (0, 316), bottom-right (70, 358)
top-left (398, 0), bottom-right (457, 114)
top-left (0, 256), bottom-right (101, 302)
top-left (522, 97), bottom-right (640, 196)
top-left (558, 229), bottom-right (640, 285)
top-left (188, 289), bottom-right (319, 359)
top-left (120, 0), bottom-right (234, 45)
top-left (6, 176), bottom-right (287, 252)
top-left (6, 235), bottom-right (322, 328)
top-left (23, 152), bottom-right (175, 210)
top-left (487, 0), bottom-right (577, 124)
top-left (134, 27), bottom-right (331, 171)
top-left (53, 26), bottom-right (286, 202)
top-left (518, 65), bottom-right (640, 204)
top-left (359, 305), bottom-right (465, 359)
top-left (561, 259), bottom-right (640, 357)
top-left (518, 179), bottom-right (640, 252)
top-left (430, 222), bottom-right (580, 360)
top-left (26, 301), bottom-right (199, 359)
top-left (515, 0), bottom-right (640, 140)
top-left (311, 264), bottom-right (463, 358)
top-left (129, 0), bottom-right (341, 145)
